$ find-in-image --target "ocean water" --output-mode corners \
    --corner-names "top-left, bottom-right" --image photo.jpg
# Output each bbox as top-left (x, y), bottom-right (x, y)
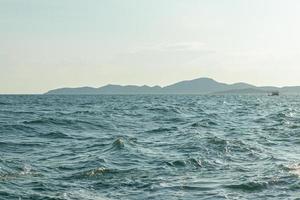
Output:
top-left (0, 95), bottom-right (300, 200)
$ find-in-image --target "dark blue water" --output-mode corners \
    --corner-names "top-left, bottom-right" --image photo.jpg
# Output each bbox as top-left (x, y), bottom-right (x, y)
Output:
top-left (1, 95), bottom-right (300, 199)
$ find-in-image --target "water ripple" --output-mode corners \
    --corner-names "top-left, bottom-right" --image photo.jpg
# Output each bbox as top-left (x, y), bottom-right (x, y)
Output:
top-left (1, 95), bottom-right (300, 199)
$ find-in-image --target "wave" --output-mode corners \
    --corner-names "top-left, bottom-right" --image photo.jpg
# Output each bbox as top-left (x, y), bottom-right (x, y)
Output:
top-left (285, 163), bottom-right (300, 177)
top-left (57, 110), bottom-right (99, 116)
top-left (111, 138), bottom-right (125, 149)
top-left (23, 118), bottom-right (108, 130)
top-left (40, 131), bottom-right (73, 139)
top-left (0, 164), bottom-right (40, 181)
top-left (104, 137), bottom-right (138, 152)
top-left (159, 185), bottom-right (215, 192)
top-left (62, 189), bottom-right (111, 200)
top-left (146, 127), bottom-right (178, 134)
top-left (0, 141), bottom-right (44, 148)
top-left (267, 109), bottom-right (297, 123)
top-left (166, 158), bottom-right (202, 168)
top-left (147, 106), bottom-right (181, 114)
top-left (85, 167), bottom-right (112, 177)
top-left (206, 136), bottom-right (228, 146)
top-left (0, 102), bottom-right (9, 105)
top-left (72, 167), bottom-right (132, 180)
top-left (225, 181), bottom-right (269, 191)
top-left (190, 119), bottom-right (218, 128)
top-left (1, 124), bottom-right (36, 132)
top-left (0, 110), bottom-right (36, 115)
top-left (24, 118), bottom-right (67, 125)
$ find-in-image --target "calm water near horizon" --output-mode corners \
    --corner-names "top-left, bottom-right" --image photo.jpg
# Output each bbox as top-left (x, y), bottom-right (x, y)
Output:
top-left (1, 95), bottom-right (300, 199)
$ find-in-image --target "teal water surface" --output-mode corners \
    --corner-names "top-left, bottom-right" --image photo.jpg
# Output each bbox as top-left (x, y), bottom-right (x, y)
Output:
top-left (0, 95), bottom-right (300, 199)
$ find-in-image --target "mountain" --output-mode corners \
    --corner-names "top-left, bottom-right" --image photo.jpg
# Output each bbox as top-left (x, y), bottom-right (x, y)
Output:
top-left (47, 85), bottom-right (163, 95)
top-left (46, 87), bottom-right (100, 95)
top-left (162, 78), bottom-right (255, 94)
top-left (97, 85), bottom-right (162, 94)
top-left (45, 77), bottom-right (300, 95)
top-left (280, 86), bottom-right (300, 93)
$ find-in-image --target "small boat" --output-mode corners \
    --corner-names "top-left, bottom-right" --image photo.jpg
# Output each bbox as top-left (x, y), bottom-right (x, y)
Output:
top-left (268, 91), bottom-right (279, 96)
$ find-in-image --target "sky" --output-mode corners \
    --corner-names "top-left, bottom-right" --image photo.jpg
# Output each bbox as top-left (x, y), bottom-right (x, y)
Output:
top-left (1, 0), bottom-right (300, 94)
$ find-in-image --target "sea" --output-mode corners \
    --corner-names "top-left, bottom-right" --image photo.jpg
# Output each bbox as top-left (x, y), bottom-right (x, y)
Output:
top-left (0, 95), bottom-right (300, 200)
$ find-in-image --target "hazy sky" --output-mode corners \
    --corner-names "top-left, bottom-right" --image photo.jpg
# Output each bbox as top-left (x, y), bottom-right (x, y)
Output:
top-left (1, 0), bottom-right (300, 93)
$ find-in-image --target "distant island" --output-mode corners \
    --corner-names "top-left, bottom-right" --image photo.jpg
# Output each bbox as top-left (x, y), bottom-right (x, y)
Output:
top-left (45, 77), bottom-right (300, 95)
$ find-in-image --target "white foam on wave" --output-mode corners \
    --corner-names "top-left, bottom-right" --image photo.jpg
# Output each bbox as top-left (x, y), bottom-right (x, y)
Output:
top-left (287, 163), bottom-right (300, 177)
top-left (19, 164), bottom-right (32, 175)
top-left (62, 189), bottom-right (110, 200)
